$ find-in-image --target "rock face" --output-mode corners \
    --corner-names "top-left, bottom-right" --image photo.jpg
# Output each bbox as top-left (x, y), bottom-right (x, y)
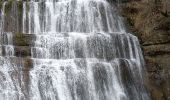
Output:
top-left (120, 0), bottom-right (170, 100)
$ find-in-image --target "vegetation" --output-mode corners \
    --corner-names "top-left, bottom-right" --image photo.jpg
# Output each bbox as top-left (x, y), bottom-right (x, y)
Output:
top-left (5, 0), bottom-right (12, 13)
top-left (14, 33), bottom-right (28, 46)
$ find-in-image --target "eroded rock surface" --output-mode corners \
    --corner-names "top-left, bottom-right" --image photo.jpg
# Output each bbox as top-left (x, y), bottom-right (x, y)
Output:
top-left (120, 0), bottom-right (170, 100)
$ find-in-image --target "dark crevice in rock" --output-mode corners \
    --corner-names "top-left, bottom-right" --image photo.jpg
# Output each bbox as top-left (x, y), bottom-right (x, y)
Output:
top-left (142, 41), bottom-right (170, 46)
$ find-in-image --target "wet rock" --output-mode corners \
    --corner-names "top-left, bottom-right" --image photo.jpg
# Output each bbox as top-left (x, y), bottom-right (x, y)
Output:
top-left (13, 33), bottom-right (36, 46)
top-left (143, 44), bottom-right (170, 56)
top-left (14, 46), bottom-right (31, 57)
top-left (119, 0), bottom-right (170, 99)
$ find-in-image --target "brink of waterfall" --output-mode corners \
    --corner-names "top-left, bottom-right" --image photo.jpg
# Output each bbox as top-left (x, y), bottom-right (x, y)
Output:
top-left (0, 0), bottom-right (151, 100)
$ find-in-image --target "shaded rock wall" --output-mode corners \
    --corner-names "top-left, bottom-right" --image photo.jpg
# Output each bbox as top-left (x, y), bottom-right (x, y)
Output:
top-left (120, 0), bottom-right (170, 100)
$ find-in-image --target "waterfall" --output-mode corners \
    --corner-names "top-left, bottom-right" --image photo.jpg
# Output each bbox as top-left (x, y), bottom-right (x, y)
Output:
top-left (0, 0), bottom-right (151, 100)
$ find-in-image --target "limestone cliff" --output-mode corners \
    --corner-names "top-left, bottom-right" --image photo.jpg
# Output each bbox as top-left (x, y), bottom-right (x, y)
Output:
top-left (120, 0), bottom-right (170, 100)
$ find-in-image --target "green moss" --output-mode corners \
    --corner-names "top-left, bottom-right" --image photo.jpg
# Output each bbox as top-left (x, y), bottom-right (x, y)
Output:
top-left (18, 1), bottom-right (23, 12)
top-left (18, 1), bottom-right (23, 18)
top-left (0, 2), bottom-right (2, 10)
top-left (5, 0), bottom-right (13, 14)
top-left (3, 0), bottom-right (23, 15)
top-left (14, 33), bottom-right (28, 46)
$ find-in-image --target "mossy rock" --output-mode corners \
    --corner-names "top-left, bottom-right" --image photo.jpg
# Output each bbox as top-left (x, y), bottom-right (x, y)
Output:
top-left (14, 33), bottom-right (27, 46)
top-left (0, 2), bottom-right (2, 10)
top-left (14, 46), bottom-right (31, 57)
top-left (23, 58), bottom-right (33, 71)
top-left (13, 33), bottom-right (36, 46)
top-left (5, 0), bottom-right (13, 14)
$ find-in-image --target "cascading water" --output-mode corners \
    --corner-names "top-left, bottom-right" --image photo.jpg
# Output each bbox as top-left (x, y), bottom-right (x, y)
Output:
top-left (0, 0), bottom-right (151, 100)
